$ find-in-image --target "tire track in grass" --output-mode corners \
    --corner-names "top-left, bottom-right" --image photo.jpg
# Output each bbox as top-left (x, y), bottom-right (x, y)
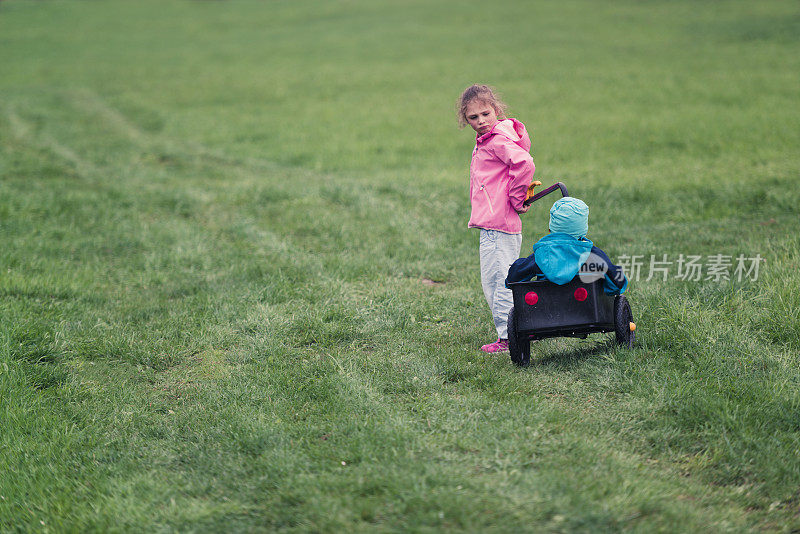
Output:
top-left (5, 90), bottom-right (330, 301)
top-left (58, 87), bottom-right (434, 251)
top-left (59, 88), bottom-right (346, 239)
top-left (10, 89), bottom-right (440, 265)
top-left (3, 89), bottom-right (298, 196)
top-left (2, 104), bottom-right (98, 181)
top-left (64, 88), bottom-right (297, 176)
top-left (65, 88), bottom-right (149, 145)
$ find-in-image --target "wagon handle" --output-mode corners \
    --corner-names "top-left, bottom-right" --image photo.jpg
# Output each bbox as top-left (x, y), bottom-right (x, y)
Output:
top-left (523, 182), bottom-right (570, 207)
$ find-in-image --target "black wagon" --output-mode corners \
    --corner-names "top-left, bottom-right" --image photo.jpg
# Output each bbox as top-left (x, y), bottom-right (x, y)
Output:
top-left (506, 277), bottom-right (635, 366)
top-left (506, 182), bottom-right (636, 366)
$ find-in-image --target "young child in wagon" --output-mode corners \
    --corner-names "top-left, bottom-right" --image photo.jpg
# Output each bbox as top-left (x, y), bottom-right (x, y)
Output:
top-left (505, 196), bottom-right (628, 295)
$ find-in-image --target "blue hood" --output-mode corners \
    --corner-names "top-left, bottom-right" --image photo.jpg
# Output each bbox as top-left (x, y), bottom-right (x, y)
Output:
top-left (531, 233), bottom-right (593, 285)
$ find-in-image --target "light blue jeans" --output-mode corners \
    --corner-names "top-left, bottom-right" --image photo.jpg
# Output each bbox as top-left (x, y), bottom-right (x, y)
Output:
top-left (479, 229), bottom-right (522, 339)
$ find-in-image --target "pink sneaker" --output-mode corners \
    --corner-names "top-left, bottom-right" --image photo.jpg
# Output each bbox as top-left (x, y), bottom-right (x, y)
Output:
top-left (481, 339), bottom-right (509, 353)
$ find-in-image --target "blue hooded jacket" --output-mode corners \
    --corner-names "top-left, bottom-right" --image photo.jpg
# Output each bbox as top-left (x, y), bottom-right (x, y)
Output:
top-left (505, 233), bottom-right (628, 294)
top-left (532, 232), bottom-right (593, 284)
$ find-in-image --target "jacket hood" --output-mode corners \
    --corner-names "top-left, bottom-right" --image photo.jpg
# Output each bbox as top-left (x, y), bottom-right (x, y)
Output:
top-left (531, 233), bottom-right (593, 285)
top-left (477, 118), bottom-right (531, 152)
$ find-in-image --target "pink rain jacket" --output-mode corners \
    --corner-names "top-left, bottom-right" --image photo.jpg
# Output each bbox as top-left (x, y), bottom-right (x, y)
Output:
top-left (468, 118), bottom-right (535, 234)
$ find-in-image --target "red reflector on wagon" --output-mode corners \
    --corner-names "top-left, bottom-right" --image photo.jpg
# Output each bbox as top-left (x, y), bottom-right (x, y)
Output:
top-left (524, 291), bottom-right (538, 305)
top-left (574, 287), bottom-right (588, 301)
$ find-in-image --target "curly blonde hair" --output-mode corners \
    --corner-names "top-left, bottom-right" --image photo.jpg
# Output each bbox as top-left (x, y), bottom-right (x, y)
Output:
top-left (456, 84), bottom-right (509, 128)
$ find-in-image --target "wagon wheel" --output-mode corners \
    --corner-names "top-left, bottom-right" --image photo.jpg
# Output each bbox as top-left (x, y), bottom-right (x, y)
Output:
top-left (614, 295), bottom-right (636, 348)
top-left (507, 307), bottom-right (531, 366)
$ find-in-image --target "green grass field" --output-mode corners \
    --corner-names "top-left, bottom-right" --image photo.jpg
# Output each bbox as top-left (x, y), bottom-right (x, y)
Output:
top-left (2, 0), bottom-right (800, 531)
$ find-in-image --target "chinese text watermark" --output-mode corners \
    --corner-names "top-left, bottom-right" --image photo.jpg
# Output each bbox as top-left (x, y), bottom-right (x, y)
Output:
top-left (617, 254), bottom-right (763, 282)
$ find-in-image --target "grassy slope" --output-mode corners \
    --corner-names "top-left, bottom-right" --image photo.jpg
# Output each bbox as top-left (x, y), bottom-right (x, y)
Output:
top-left (1, 0), bottom-right (799, 531)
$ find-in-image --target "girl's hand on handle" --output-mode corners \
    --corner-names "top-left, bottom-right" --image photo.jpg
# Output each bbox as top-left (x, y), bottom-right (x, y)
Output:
top-left (524, 181), bottom-right (542, 203)
top-left (517, 180), bottom-right (540, 213)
